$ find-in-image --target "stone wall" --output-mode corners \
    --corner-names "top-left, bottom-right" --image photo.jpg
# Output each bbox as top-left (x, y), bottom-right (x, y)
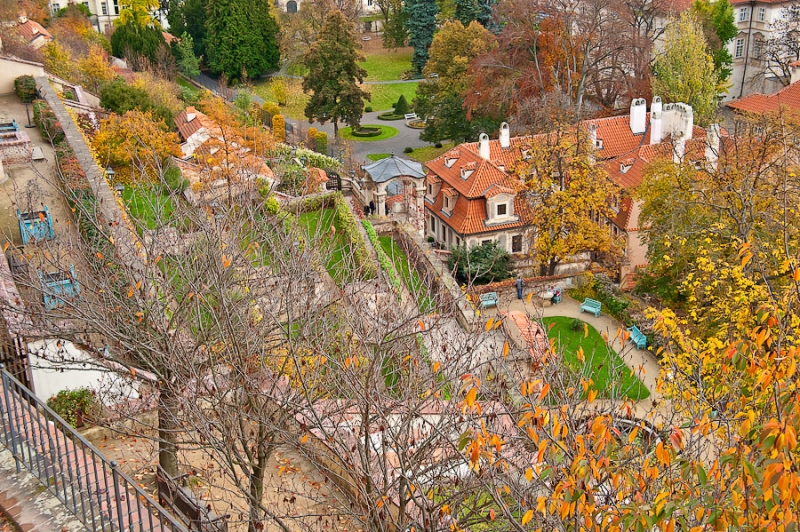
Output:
top-left (0, 130), bottom-right (33, 165)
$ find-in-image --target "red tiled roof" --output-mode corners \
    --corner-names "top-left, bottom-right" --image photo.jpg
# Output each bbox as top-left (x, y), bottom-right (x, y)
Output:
top-left (14, 19), bottom-right (51, 43)
top-left (162, 31), bottom-right (177, 44)
top-left (174, 106), bottom-right (221, 142)
top-left (726, 80), bottom-right (800, 114)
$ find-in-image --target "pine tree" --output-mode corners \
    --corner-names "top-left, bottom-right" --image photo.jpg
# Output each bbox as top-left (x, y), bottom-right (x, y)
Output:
top-left (302, 10), bottom-right (370, 137)
top-left (404, 0), bottom-right (438, 72)
top-left (454, 0), bottom-right (492, 28)
top-left (205, 0), bottom-right (280, 82)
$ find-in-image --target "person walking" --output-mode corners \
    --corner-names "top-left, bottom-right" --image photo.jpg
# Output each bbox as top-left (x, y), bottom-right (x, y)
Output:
top-left (514, 274), bottom-right (524, 299)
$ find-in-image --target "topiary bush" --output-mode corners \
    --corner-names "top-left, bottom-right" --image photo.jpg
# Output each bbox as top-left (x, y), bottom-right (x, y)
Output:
top-left (351, 126), bottom-right (382, 138)
top-left (262, 101), bottom-right (280, 126)
top-left (377, 112), bottom-right (404, 121)
top-left (306, 127), bottom-right (318, 151)
top-left (47, 388), bottom-right (95, 427)
top-left (365, 106), bottom-right (373, 112)
top-left (404, 147), bottom-right (413, 153)
top-left (393, 94), bottom-right (410, 115)
top-left (448, 242), bottom-right (512, 285)
top-left (315, 130), bottom-right (328, 155)
top-left (272, 114), bottom-right (286, 141)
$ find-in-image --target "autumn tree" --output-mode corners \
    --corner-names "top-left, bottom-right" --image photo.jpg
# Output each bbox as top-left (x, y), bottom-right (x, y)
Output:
top-left (77, 44), bottom-right (117, 94)
top-left (277, 0), bottom-right (363, 66)
top-left (521, 128), bottom-right (622, 275)
top-left (652, 13), bottom-right (719, 124)
top-left (92, 109), bottom-right (180, 182)
top-left (302, 10), bottom-right (369, 136)
top-left (761, 3), bottom-right (800, 86)
top-left (375, 0), bottom-right (407, 48)
top-left (404, 0), bottom-right (438, 72)
top-left (41, 42), bottom-right (77, 81)
top-left (414, 20), bottom-right (498, 143)
top-left (205, 0), bottom-right (280, 82)
top-left (691, 0), bottom-right (737, 83)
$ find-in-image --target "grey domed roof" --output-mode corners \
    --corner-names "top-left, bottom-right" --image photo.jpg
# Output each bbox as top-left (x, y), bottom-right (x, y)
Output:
top-left (361, 155), bottom-right (425, 183)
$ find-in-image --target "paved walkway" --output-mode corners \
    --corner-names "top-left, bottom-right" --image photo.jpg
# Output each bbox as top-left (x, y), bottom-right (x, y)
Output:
top-left (483, 289), bottom-right (662, 399)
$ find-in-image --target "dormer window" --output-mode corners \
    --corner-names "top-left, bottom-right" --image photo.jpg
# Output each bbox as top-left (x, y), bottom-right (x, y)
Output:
top-left (594, 139), bottom-right (604, 150)
top-left (619, 158), bottom-right (634, 174)
top-left (521, 149), bottom-right (531, 161)
top-left (445, 157), bottom-right (457, 168)
top-left (497, 204), bottom-right (507, 216)
top-left (461, 168), bottom-right (474, 179)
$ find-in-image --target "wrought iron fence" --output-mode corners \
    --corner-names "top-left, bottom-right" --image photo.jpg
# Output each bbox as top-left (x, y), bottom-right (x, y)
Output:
top-left (0, 366), bottom-right (188, 532)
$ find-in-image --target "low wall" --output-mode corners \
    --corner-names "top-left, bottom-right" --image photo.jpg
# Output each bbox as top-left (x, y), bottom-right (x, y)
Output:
top-left (391, 223), bottom-right (477, 332)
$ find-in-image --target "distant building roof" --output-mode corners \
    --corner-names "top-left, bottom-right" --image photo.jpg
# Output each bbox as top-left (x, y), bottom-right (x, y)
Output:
top-left (361, 155), bottom-right (425, 183)
top-left (725, 80), bottom-right (800, 115)
top-left (14, 15), bottom-right (52, 45)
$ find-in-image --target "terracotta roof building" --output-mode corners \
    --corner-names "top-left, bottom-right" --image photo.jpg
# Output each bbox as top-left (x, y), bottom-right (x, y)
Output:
top-left (425, 98), bottom-right (719, 283)
top-left (12, 14), bottom-right (52, 50)
top-left (725, 79), bottom-right (800, 115)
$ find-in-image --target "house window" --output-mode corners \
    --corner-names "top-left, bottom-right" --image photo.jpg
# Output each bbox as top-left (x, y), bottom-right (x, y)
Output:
top-left (367, 0), bottom-right (373, 5)
top-left (456, 237), bottom-right (460, 246)
top-left (738, 7), bottom-right (749, 22)
top-left (753, 38), bottom-right (764, 57)
top-left (482, 239), bottom-right (492, 246)
top-left (497, 203), bottom-right (507, 216)
top-left (101, 1), bottom-right (107, 14)
top-left (113, 0), bottom-right (119, 14)
top-left (512, 235), bottom-right (522, 253)
top-left (757, 7), bottom-right (765, 21)
top-left (443, 196), bottom-right (449, 209)
top-left (52, 3), bottom-right (60, 11)
top-left (735, 38), bottom-right (745, 58)
top-left (427, 184), bottom-right (432, 195)
top-left (430, 215), bottom-right (436, 232)
top-left (82, 1), bottom-right (89, 7)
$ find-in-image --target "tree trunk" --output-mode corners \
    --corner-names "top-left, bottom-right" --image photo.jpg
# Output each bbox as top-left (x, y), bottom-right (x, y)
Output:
top-left (548, 257), bottom-right (559, 277)
top-left (334, 120), bottom-right (339, 138)
top-left (248, 461), bottom-right (265, 532)
top-left (158, 386), bottom-right (180, 478)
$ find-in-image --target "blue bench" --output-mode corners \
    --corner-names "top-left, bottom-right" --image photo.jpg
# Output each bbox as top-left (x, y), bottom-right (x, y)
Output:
top-left (627, 325), bottom-right (647, 349)
top-left (39, 265), bottom-right (81, 310)
top-left (479, 292), bottom-right (499, 309)
top-left (0, 119), bottom-right (19, 132)
top-left (579, 297), bottom-right (602, 317)
top-left (17, 206), bottom-right (55, 244)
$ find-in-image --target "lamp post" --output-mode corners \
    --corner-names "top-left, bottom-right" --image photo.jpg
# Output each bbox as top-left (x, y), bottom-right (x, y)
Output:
top-left (24, 102), bottom-right (35, 128)
top-left (105, 166), bottom-right (116, 181)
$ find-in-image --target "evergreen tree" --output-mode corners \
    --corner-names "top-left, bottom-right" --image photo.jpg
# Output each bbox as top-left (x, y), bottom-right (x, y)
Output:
top-left (404, 0), bottom-right (438, 73)
top-left (166, 0), bottom-right (208, 58)
top-left (110, 20), bottom-right (166, 66)
top-left (454, 0), bottom-right (493, 28)
top-left (302, 10), bottom-right (370, 136)
top-left (205, 0), bottom-right (280, 82)
top-left (176, 32), bottom-right (201, 77)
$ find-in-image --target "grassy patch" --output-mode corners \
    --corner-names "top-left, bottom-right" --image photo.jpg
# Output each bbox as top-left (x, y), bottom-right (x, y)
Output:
top-left (405, 142), bottom-right (455, 163)
top-left (367, 153), bottom-right (392, 161)
top-left (340, 124), bottom-right (399, 142)
top-left (253, 77), bottom-right (308, 120)
top-left (362, 48), bottom-right (413, 81)
top-left (378, 236), bottom-right (435, 313)
top-left (364, 82), bottom-right (419, 111)
top-left (543, 317), bottom-right (650, 401)
top-left (123, 186), bottom-right (174, 231)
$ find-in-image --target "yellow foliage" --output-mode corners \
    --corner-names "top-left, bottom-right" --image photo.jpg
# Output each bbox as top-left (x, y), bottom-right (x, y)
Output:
top-left (272, 114), bottom-right (286, 142)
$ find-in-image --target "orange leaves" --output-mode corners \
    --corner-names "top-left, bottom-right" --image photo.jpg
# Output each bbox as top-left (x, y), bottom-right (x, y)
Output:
top-left (503, 341), bottom-right (509, 359)
top-left (521, 509), bottom-right (533, 525)
top-left (465, 387), bottom-right (477, 409)
top-left (222, 254), bottom-right (232, 269)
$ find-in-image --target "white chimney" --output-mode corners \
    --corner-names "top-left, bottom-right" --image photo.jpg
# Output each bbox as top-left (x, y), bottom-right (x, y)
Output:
top-left (679, 103), bottom-right (694, 140)
top-left (18, 13), bottom-right (28, 24)
top-left (186, 112), bottom-right (196, 123)
top-left (499, 122), bottom-right (510, 149)
top-left (650, 96), bottom-right (663, 145)
top-left (588, 123), bottom-right (597, 147)
top-left (705, 123), bottom-right (720, 168)
top-left (478, 133), bottom-right (490, 160)
top-left (630, 98), bottom-right (647, 135)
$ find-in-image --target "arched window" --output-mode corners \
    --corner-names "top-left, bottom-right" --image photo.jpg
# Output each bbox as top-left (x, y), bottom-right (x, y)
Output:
top-left (287, 1), bottom-right (297, 13)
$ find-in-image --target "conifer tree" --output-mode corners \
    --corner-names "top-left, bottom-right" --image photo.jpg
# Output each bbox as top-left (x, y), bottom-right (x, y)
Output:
top-left (404, 0), bottom-right (438, 72)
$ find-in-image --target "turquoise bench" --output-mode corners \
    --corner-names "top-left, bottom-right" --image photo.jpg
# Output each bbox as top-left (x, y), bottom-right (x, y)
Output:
top-left (627, 325), bottom-right (647, 349)
top-left (479, 292), bottom-right (499, 309)
top-left (579, 297), bottom-right (602, 317)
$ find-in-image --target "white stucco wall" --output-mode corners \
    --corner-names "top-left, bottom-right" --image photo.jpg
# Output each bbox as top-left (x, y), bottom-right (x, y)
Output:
top-left (0, 57), bottom-right (45, 95)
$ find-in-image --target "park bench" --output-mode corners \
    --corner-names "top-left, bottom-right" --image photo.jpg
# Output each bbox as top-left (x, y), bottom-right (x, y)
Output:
top-left (17, 206), bottom-right (55, 244)
top-left (627, 325), bottom-right (647, 349)
top-left (38, 265), bottom-right (81, 310)
top-left (404, 113), bottom-right (418, 122)
top-left (0, 119), bottom-right (19, 132)
top-left (579, 297), bottom-right (602, 317)
top-left (479, 291), bottom-right (499, 309)
top-left (157, 464), bottom-right (229, 532)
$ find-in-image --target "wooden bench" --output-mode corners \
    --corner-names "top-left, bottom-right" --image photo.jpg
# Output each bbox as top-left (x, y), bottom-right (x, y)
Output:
top-left (479, 292), bottom-right (499, 309)
top-left (39, 264), bottom-right (81, 311)
top-left (404, 113), bottom-right (418, 121)
top-left (579, 297), bottom-right (602, 317)
top-left (627, 325), bottom-right (647, 349)
top-left (157, 464), bottom-right (229, 532)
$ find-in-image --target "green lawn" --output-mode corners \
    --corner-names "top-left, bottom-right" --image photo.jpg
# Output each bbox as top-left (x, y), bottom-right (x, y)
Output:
top-left (367, 153), bottom-right (392, 161)
top-left (123, 186), bottom-right (174, 231)
top-left (362, 48), bottom-right (413, 81)
top-left (297, 208), bottom-right (358, 285)
top-left (340, 125), bottom-right (399, 142)
top-left (406, 142), bottom-right (456, 163)
top-left (253, 78), bottom-right (308, 120)
top-left (543, 317), bottom-right (650, 401)
top-left (365, 82), bottom-right (419, 111)
top-left (378, 236), bottom-right (435, 313)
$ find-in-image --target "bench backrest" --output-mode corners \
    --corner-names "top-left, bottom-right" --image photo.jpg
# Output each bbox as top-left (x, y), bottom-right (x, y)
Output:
top-left (481, 292), bottom-right (498, 301)
top-left (583, 298), bottom-right (601, 308)
top-left (404, 113), bottom-right (417, 120)
top-left (157, 465), bottom-right (228, 532)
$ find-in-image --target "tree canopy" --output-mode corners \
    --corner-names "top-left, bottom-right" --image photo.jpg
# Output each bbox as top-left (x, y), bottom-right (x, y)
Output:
top-left (205, 0), bottom-right (280, 82)
top-left (652, 13), bottom-right (719, 124)
top-left (302, 10), bottom-right (370, 136)
top-left (404, 0), bottom-right (438, 72)
top-left (691, 0), bottom-right (737, 83)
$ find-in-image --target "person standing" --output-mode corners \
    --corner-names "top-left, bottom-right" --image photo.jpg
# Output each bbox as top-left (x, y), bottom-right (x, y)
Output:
top-left (514, 274), bottom-right (524, 299)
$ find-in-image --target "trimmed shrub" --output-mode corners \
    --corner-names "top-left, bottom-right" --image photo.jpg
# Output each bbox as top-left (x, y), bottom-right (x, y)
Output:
top-left (272, 114), bottom-right (286, 141)
top-left (306, 127), bottom-right (318, 150)
top-left (365, 106), bottom-right (373, 112)
top-left (14, 75), bottom-right (37, 103)
top-left (362, 219), bottom-right (401, 296)
top-left (435, 142), bottom-right (442, 148)
top-left (315, 131), bottom-right (328, 155)
top-left (351, 126), bottom-right (382, 138)
top-left (33, 100), bottom-right (66, 145)
top-left (404, 147), bottom-right (413, 153)
top-left (393, 94), bottom-right (410, 115)
top-left (448, 242), bottom-right (512, 285)
top-left (262, 101), bottom-right (280, 126)
top-left (47, 388), bottom-right (95, 427)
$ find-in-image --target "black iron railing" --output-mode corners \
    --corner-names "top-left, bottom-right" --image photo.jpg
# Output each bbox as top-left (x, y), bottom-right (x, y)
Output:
top-left (0, 366), bottom-right (188, 532)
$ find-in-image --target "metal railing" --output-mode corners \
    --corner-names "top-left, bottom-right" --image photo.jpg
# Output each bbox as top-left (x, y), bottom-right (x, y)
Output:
top-left (0, 366), bottom-right (189, 532)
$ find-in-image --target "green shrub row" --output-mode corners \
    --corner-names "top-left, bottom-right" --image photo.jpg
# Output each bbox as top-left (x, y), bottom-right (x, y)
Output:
top-left (569, 273), bottom-right (630, 324)
top-left (33, 100), bottom-right (66, 145)
top-left (351, 127), bottom-right (382, 138)
top-left (14, 75), bottom-right (37, 103)
top-left (267, 143), bottom-right (342, 171)
top-left (377, 113), bottom-right (404, 121)
top-left (362, 219), bottom-right (401, 295)
top-left (332, 193), bottom-right (377, 279)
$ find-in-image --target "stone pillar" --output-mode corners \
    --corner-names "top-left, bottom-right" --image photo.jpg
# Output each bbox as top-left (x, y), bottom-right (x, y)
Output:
top-left (415, 181), bottom-right (425, 209)
top-left (376, 192), bottom-right (386, 216)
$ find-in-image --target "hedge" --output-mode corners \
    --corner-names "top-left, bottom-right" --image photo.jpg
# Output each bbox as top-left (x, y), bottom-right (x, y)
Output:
top-left (315, 131), bottom-right (327, 156)
top-left (362, 219), bottom-right (401, 296)
top-left (267, 144), bottom-right (343, 172)
top-left (351, 127), bottom-right (382, 138)
top-left (272, 114), bottom-right (286, 141)
top-left (33, 100), bottom-right (66, 145)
